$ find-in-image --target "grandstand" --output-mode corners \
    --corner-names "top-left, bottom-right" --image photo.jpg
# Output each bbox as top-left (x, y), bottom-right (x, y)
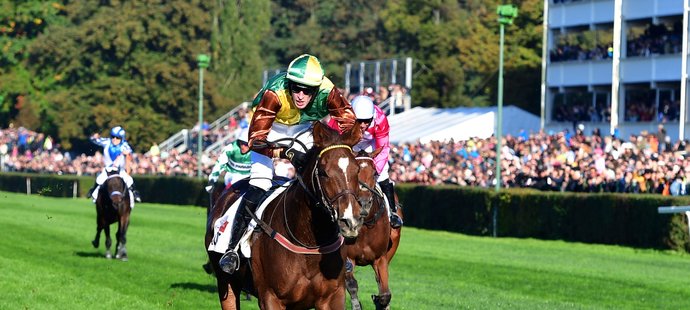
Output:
top-left (543, 0), bottom-right (689, 140)
top-left (388, 106), bottom-right (540, 144)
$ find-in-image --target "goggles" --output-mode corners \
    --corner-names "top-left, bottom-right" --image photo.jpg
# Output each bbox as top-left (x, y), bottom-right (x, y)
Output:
top-left (290, 83), bottom-right (318, 96)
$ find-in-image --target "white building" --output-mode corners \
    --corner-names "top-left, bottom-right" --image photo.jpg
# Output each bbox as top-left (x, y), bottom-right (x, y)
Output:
top-left (542, 0), bottom-right (689, 141)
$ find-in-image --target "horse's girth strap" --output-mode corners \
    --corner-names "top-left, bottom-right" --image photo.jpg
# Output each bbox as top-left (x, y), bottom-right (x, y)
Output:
top-left (243, 205), bottom-right (344, 255)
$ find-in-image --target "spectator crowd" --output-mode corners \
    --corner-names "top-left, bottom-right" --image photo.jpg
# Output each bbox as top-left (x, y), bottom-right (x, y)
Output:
top-left (3, 122), bottom-right (690, 196)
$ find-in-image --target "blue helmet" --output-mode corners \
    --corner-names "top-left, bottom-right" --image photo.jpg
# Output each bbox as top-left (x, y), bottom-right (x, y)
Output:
top-left (110, 126), bottom-right (126, 139)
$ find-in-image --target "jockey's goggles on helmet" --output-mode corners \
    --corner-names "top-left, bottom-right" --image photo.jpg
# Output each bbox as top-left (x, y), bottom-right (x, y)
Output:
top-left (357, 117), bottom-right (373, 124)
top-left (111, 135), bottom-right (121, 139)
top-left (289, 82), bottom-right (318, 96)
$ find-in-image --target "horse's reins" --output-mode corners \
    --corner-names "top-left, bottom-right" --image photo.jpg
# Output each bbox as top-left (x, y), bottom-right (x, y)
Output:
top-left (244, 141), bottom-right (356, 254)
top-left (354, 156), bottom-right (384, 199)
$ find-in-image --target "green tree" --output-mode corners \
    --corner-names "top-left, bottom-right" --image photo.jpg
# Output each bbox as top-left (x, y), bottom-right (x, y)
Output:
top-left (0, 1), bottom-right (68, 128)
top-left (25, 0), bottom-right (229, 149)
top-left (211, 0), bottom-right (271, 108)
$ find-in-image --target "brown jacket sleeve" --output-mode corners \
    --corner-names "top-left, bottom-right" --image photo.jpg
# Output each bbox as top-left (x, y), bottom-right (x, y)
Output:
top-left (327, 88), bottom-right (356, 132)
top-left (248, 90), bottom-right (282, 157)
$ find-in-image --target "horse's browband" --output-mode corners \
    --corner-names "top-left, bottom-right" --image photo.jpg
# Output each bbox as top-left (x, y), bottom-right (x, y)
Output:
top-left (319, 144), bottom-right (352, 157)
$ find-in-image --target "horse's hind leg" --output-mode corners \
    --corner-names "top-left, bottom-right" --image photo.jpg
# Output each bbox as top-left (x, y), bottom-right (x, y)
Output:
top-left (345, 259), bottom-right (362, 310)
top-left (371, 257), bottom-right (392, 310)
top-left (104, 224), bottom-right (112, 259)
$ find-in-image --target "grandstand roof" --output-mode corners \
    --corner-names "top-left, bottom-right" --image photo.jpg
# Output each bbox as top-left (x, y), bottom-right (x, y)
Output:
top-left (388, 105), bottom-right (540, 144)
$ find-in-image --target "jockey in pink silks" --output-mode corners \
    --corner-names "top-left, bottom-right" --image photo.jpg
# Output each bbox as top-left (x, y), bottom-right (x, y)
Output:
top-left (329, 95), bottom-right (403, 228)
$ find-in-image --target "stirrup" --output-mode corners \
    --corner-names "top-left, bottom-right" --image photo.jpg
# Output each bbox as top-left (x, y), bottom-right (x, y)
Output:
top-left (390, 213), bottom-right (403, 229)
top-left (219, 250), bottom-right (240, 274)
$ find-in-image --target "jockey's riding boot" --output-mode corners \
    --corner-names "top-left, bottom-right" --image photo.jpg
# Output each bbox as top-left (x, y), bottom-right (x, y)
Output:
top-left (86, 182), bottom-right (98, 198)
top-left (379, 180), bottom-right (403, 228)
top-left (129, 185), bottom-right (142, 203)
top-left (219, 185), bottom-right (265, 274)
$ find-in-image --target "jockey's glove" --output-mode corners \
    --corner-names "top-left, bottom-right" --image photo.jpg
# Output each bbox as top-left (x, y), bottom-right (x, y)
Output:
top-left (284, 149), bottom-right (307, 171)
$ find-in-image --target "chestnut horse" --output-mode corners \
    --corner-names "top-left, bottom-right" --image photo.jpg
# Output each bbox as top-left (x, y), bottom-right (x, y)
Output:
top-left (205, 121), bottom-right (364, 309)
top-left (92, 168), bottom-right (132, 261)
top-left (344, 151), bottom-right (403, 310)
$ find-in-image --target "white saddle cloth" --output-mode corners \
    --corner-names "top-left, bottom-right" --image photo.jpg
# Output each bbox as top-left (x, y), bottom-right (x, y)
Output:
top-left (207, 182), bottom-right (291, 256)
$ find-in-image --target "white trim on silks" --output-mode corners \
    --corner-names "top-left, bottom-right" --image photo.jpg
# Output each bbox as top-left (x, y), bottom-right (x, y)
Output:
top-left (207, 181), bottom-right (292, 255)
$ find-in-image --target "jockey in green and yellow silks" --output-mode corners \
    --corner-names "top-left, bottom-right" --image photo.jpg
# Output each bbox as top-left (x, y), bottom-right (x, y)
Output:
top-left (217, 54), bottom-right (356, 274)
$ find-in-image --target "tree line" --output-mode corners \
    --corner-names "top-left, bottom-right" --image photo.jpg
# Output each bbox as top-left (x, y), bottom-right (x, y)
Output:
top-left (0, 0), bottom-right (542, 151)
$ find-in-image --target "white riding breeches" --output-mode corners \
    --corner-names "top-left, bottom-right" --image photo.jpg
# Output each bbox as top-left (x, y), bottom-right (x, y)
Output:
top-left (96, 169), bottom-right (134, 188)
top-left (224, 172), bottom-right (249, 187)
top-left (377, 162), bottom-right (390, 183)
top-left (249, 123), bottom-right (314, 191)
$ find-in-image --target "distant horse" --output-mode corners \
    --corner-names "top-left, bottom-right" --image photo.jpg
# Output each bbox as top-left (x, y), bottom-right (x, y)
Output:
top-left (92, 167), bottom-right (132, 261)
top-left (205, 121), bottom-right (364, 309)
top-left (344, 150), bottom-right (404, 310)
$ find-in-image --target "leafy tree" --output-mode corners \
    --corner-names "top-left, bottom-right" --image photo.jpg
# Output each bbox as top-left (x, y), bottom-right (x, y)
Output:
top-left (25, 0), bottom-right (229, 150)
top-left (0, 1), bottom-right (68, 128)
top-left (211, 0), bottom-right (271, 107)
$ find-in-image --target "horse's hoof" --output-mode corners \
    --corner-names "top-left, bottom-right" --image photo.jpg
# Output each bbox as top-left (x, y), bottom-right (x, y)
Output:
top-left (351, 300), bottom-right (362, 310)
top-left (105, 252), bottom-right (112, 259)
top-left (372, 294), bottom-right (392, 310)
top-left (92, 240), bottom-right (98, 248)
top-left (120, 256), bottom-right (128, 262)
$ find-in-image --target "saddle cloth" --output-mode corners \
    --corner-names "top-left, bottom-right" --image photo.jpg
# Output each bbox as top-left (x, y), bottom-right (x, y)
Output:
top-left (207, 181), bottom-right (291, 256)
top-left (91, 185), bottom-right (135, 209)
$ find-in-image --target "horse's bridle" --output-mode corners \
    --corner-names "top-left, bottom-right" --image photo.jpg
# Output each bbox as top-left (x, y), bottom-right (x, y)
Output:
top-left (308, 144), bottom-right (359, 222)
top-left (261, 133), bottom-right (360, 222)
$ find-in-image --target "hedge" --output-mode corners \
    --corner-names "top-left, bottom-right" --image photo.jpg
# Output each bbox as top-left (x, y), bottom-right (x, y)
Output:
top-left (2, 173), bottom-right (689, 252)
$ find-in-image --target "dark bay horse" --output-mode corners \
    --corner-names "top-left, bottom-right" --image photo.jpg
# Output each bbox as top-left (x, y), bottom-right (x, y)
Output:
top-left (92, 168), bottom-right (132, 261)
top-left (205, 121), bottom-right (364, 309)
top-left (344, 151), bottom-right (404, 310)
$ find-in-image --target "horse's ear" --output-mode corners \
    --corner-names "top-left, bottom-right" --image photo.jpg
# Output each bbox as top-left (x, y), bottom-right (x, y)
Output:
top-left (341, 122), bottom-right (363, 147)
top-left (313, 121), bottom-right (337, 148)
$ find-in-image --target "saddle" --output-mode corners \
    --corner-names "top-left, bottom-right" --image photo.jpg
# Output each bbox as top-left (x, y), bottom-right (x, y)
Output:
top-left (208, 178), bottom-right (292, 255)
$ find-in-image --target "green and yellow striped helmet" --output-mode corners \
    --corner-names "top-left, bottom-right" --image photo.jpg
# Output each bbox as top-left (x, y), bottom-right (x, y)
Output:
top-left (286, 54), bottom-right (324, 87)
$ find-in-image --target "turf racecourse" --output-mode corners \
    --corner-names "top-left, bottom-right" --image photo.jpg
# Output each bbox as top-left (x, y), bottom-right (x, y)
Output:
top-left (2, 191), bottom-right (690, 309)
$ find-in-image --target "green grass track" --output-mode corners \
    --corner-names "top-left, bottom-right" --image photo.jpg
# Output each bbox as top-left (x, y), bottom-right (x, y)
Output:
top-left (1, 191), bottom-right (690, 309)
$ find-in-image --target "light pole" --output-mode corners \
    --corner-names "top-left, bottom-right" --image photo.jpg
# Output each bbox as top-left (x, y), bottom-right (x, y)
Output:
top-left (197, 54), bottom-right (210, 178)
top-left (493, 4), bottom-right (518, 237)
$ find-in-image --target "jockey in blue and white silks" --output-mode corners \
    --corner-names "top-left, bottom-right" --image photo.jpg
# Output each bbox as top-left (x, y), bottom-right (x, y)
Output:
top-left (87, 126), bottom-right (141, 202)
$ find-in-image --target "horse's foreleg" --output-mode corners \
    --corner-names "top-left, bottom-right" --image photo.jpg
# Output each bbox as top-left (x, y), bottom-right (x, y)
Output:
top-left (345, 259), bottom-right (362, 310)
top-left (115, 213), bottom-right (130, 261)
top-left (259, 292), bottom-right (287, 310)
top-left (318, 286), bottom-right (346, 310)
top-left (92, 224), bottom-right (102, 248)
top-left (371, 258), bottom-right (392, 310)
top-left (104, 224), bottom-right (112, 259)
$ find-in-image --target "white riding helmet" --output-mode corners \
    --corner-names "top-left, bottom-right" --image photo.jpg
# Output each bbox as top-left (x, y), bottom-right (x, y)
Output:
top-left (351, 95), bottom-right (375, 121)
top-left (237, 127), bottom-right (249, 143)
